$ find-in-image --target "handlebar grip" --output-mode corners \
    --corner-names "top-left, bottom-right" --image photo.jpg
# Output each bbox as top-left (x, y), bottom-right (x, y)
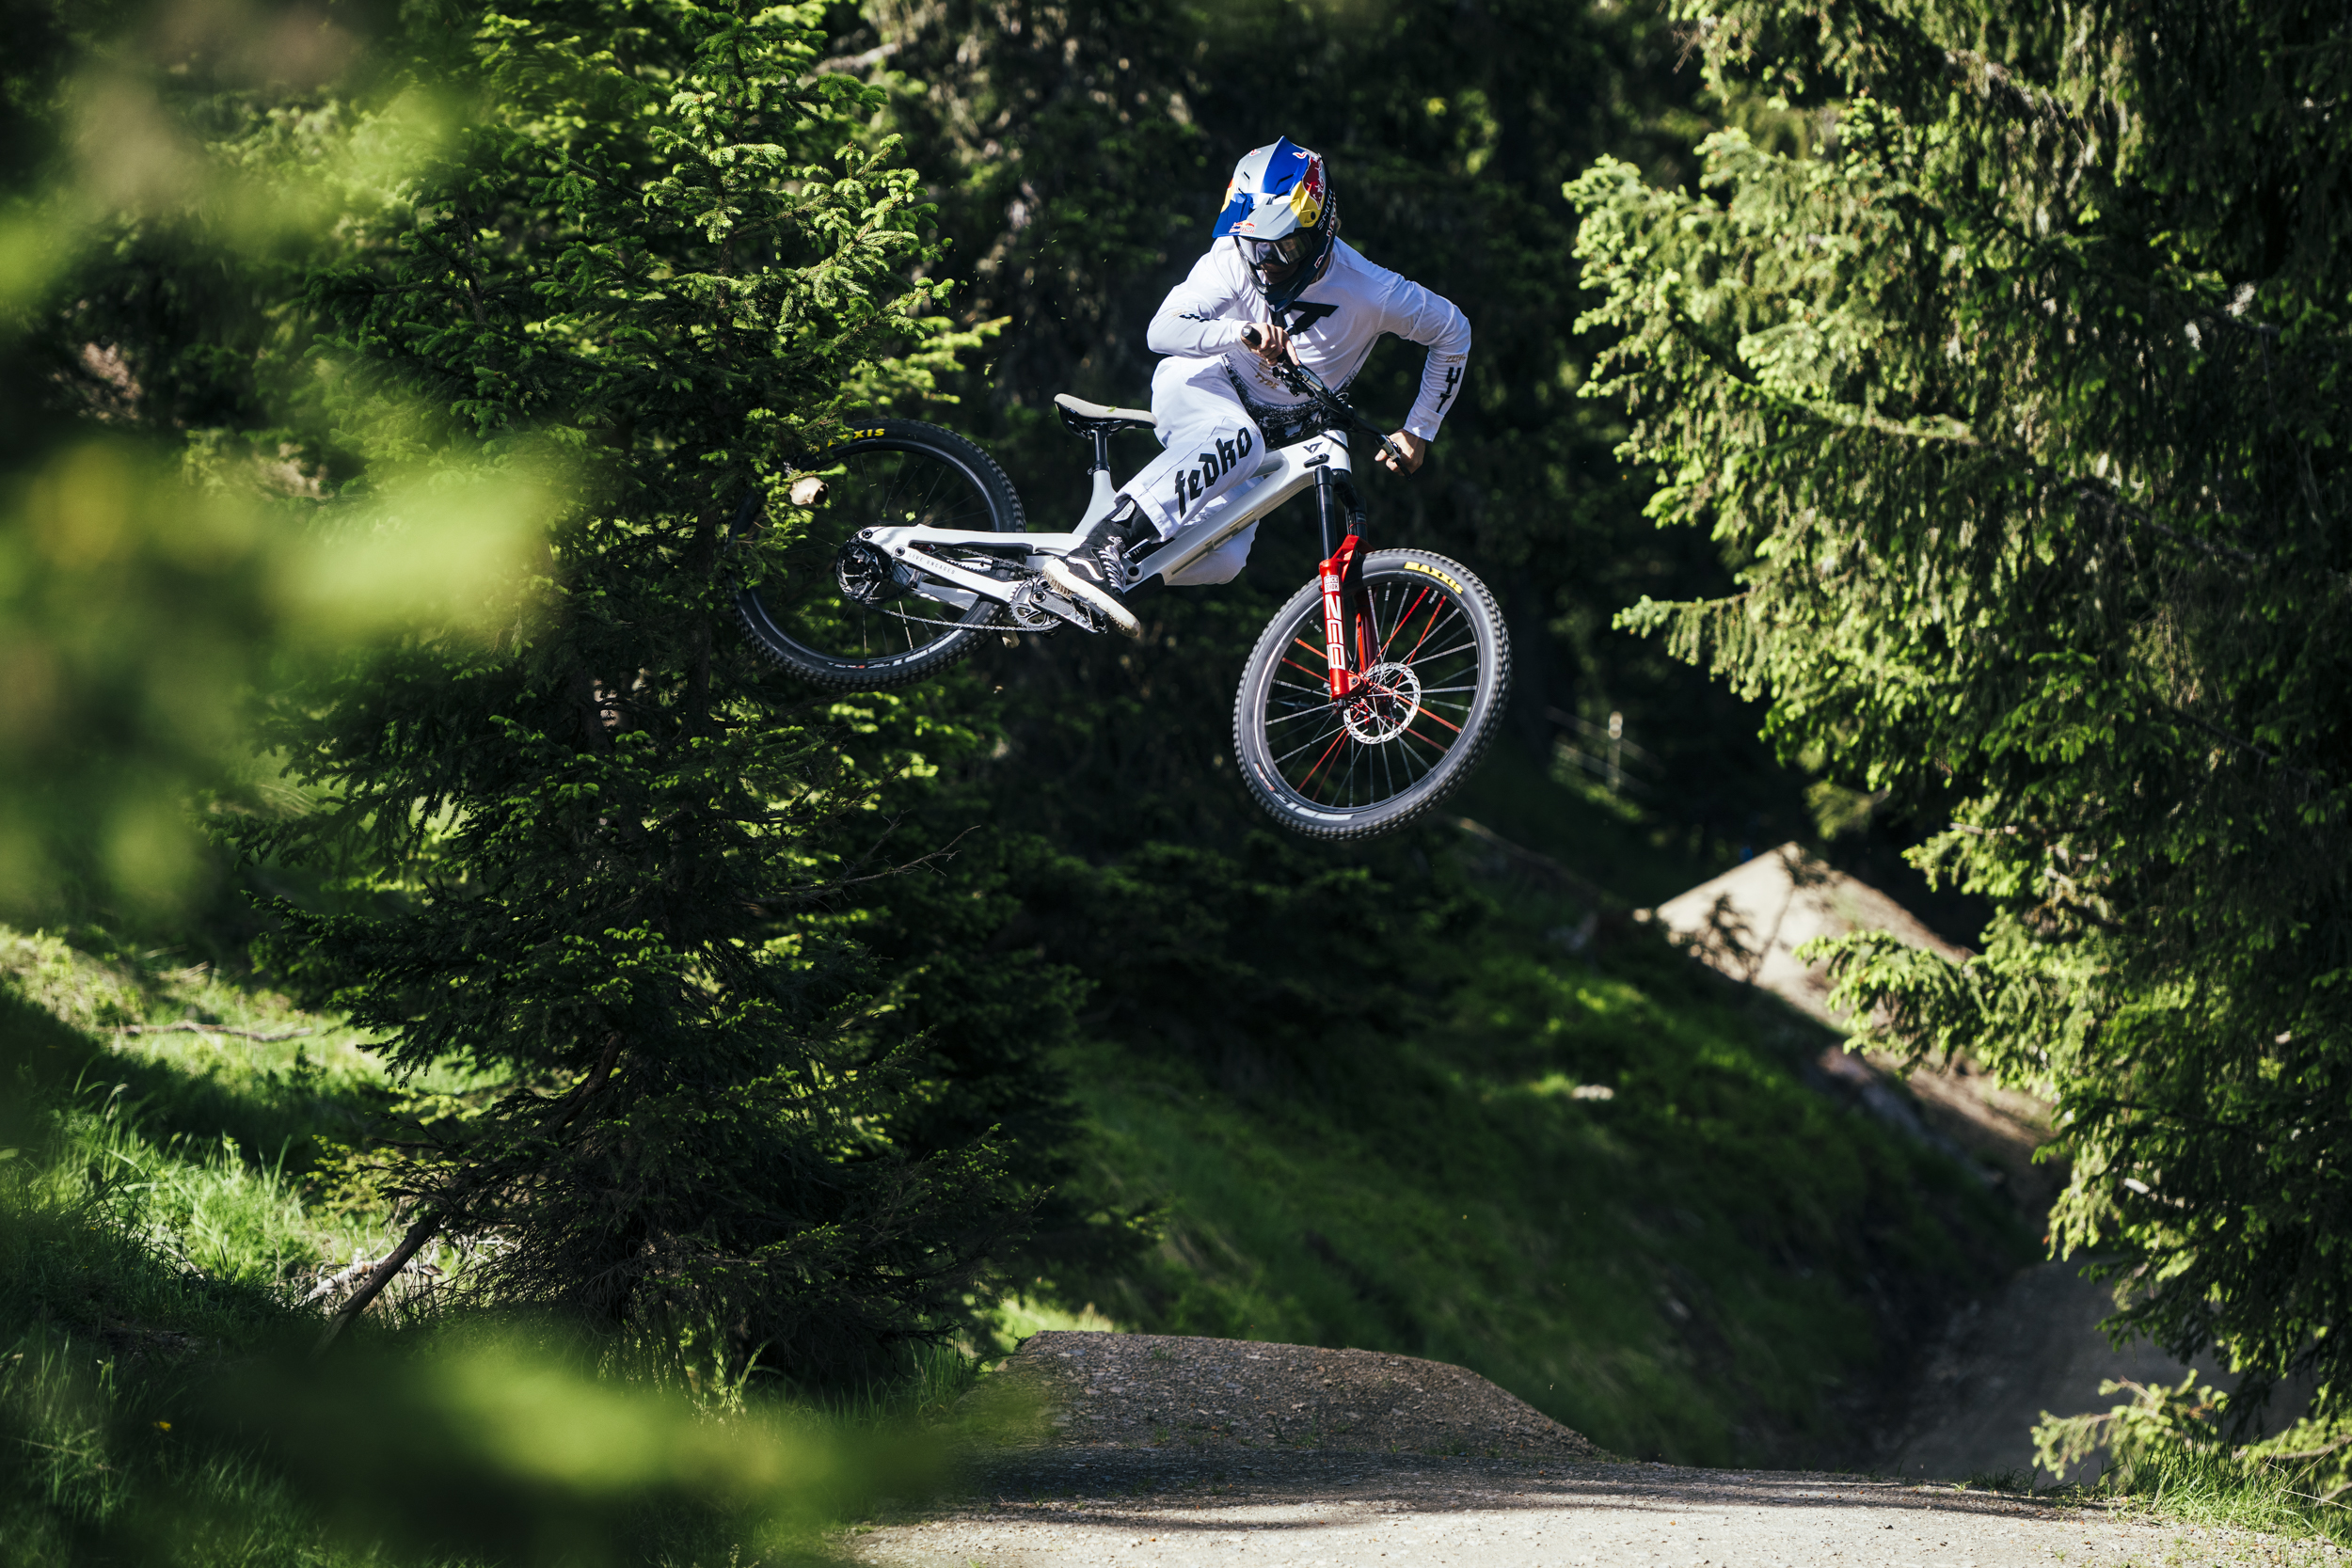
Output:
top-left (1241, 325), bottom-right (1265, 350)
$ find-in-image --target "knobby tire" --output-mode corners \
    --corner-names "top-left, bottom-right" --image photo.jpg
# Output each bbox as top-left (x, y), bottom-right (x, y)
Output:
top-left (1232, 548), bottom-right (1511, 841)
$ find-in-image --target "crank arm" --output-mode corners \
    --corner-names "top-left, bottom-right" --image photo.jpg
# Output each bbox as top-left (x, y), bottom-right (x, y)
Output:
top-left (1028, 586), bottom-right (1100, 633)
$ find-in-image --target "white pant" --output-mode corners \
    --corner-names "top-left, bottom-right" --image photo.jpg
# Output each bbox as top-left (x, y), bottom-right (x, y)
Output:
top-left (1123, 356), bottom-right (1269, 586)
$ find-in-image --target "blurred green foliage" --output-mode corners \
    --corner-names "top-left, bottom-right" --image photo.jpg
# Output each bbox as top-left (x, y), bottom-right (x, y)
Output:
top-left (2, 0), bottom-right (1061, 1389)
top-left (0, 0), bottom-right (552, 920)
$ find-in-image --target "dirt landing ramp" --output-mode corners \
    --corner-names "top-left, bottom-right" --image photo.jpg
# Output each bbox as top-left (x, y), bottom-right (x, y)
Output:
top-left (973, 1330), bottom-right (1601, 1462)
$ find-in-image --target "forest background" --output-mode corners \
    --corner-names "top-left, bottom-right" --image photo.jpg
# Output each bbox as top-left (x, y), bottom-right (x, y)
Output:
top-left (4, 0), bottom-right (2345, 1563)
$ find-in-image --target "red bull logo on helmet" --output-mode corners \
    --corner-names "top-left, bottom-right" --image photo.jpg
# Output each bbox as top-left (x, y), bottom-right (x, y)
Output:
top-left (1288, 155), bottom-right (1326, 230)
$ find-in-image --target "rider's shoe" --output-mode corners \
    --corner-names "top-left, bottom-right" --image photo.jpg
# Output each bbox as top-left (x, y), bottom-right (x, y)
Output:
top-left (1041, 499), bottom-right (1153, 638)
top-left (1066, 499), bottom-right (1155, 593)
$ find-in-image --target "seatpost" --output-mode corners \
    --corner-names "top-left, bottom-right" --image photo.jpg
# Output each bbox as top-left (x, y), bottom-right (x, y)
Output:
top-left (1088, 429), bottom-right (1113, 474)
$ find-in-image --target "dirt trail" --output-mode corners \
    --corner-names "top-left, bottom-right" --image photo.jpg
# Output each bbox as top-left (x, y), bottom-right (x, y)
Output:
top-left (858, 1448), bottom-right (2314, 1566)
top-left (1883, 1262), bottom-right (2319, 1487)
top-left (856, 1336), bottom-right (2323, 1567)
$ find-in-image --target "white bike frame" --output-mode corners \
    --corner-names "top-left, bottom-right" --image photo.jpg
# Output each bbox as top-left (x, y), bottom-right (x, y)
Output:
top-left (848, 431), bottom-right (1353, 611)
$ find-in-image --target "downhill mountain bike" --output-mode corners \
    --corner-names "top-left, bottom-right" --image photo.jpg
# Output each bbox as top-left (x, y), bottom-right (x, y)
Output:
top-left (731, 357), bottom-right (1511, 841)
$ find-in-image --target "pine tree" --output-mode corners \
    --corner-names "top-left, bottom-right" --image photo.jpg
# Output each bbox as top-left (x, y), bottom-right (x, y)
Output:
top-left (1568, 1), bottom-right (2352, 1416)
top-left (256, 0), bottom-right (1016, 1382)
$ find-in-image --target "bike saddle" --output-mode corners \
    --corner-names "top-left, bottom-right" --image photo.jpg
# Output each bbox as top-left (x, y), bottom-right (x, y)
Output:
top-left (1054, 393), bottom-right (1157, 435)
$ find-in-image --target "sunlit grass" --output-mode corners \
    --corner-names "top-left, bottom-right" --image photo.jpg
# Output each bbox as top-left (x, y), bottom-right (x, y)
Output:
top-left (2036, 1383), bottom-right (2352, 1549)
top-left (986, 1292), bottom-right (1124, 1343)
top-left (2088, 1437), bottom-right (2352, 1549)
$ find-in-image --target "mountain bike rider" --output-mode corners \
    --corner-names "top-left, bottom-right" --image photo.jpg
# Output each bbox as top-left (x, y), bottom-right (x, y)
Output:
top-left (1059, 136), bottom-right (1472, 594)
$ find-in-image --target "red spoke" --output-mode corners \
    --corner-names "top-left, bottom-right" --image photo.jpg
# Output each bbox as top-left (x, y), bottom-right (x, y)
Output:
top-left (1296, 729), bottom-right (1350, 799)
top-left (1381, 587), bottom-right (1432, 658)
top-left (1408, 705), bottom-right (1464, 738)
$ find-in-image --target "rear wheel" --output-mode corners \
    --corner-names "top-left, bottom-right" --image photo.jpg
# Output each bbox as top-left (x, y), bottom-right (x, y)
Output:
top-left (734, 419), bottom-right (1026, 690)
top-left (1232, 548), bottom-right (1510, 841)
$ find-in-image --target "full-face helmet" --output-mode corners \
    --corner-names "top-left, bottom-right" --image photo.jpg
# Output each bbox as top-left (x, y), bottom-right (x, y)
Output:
top-left (1213, 136), bottom-right (1340, 311)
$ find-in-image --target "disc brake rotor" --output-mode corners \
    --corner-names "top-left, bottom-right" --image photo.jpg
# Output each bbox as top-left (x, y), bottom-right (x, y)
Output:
top-left (833, 538), bottom-right (909, 605)
top-left (1343, 661), bottom-right (1423, 743)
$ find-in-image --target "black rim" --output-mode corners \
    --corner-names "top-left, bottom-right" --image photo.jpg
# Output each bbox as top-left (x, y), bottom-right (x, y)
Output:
top-left (1255, 569), bottom-right (1487, 814)
top-left (740, 441), bottom-right (1007, 667)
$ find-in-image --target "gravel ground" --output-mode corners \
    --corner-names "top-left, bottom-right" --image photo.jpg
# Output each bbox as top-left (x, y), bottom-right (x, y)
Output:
top-left (854, 1335), bottom-right (2339, 1567)
top-left (857, 1452), bottom-right (2341, 1567)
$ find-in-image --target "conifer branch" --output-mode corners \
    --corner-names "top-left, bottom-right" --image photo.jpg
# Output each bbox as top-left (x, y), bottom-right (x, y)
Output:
top-left (113, 1022), bottom-right (314, 1042)
top-left (1939, 49), bottom-right (2094, 143)
top-left (311, 1032), bottom-right (626, 1356)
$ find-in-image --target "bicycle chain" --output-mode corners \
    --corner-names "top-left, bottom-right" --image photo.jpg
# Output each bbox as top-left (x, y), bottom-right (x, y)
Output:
top-left (866, 554), bottom-right (1034, 631)
top-left (884, 558), bottom-right (1097, 636)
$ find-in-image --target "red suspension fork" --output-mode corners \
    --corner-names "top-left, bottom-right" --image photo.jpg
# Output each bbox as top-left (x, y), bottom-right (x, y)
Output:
top-left (1318, 532), bottom-right (1362, 700)
top-left (1317, 463), bottom-right (1374, 700)
top-left (1313, 465), bottom-right (1370, 701)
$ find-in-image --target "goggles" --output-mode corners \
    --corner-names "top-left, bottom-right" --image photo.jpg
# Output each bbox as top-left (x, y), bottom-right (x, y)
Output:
top-left (1244, 232), bottom-right (1313, 268)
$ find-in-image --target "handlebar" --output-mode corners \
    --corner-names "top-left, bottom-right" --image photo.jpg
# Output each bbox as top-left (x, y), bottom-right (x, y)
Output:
top-left (1239, 326), bottom-right (1408, 469)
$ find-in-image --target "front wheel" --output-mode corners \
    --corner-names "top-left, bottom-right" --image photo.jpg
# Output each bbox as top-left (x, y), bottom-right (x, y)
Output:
top-left (1232, 548), bottom-right (1511, 841)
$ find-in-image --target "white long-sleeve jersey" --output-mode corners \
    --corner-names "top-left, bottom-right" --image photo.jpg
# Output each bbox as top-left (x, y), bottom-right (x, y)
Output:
top-left (1144, 239), bottom-right (1471, 441)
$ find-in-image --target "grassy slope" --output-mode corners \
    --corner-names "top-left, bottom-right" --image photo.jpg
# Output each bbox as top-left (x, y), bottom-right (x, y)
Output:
top-left (1044, 746), bottom-right (2035, 1467)
top-left (0, 932), bottom-right (973, 1567)
top-left (1, 931), bottom-right (405, 1567)
top-left (0, 927), bottom-right (414, 1295)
